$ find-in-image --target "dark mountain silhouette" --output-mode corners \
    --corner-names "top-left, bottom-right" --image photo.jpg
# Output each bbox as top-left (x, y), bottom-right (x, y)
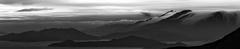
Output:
top-left (134, 18), bottom-right (153, 24)
top-left (195, 11), bottom-right (238, 25)
top-left (166, 27), bottom-right (240, 49)
top-left (84, 10), bottom-right (179, 36)
top-left (0, 28), bottom-right (99, 42)
top-left (168, 10), bottom-right (192, 19)
top-left (159, 10), bottom-right (175, 17)
top-left (83, 10), bottom-right (240, 43)
top-left (48, 36), bottom-right (186, 48)
top-left (90, 10), bottom-right (238, 42)
top-left (134, 10), bottom-right (175, 24)
top-left (159, 10), bottom-right (192, 23)
top-left (102, 30), bottom-right (191, 41)
top-left (177, 12), bottom-right (195, 21)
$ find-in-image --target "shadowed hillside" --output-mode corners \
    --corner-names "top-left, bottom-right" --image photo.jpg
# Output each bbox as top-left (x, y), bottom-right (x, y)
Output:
top-left (166, 27), bottom-right (240, 49)
top-left (0, 28), bottom-right (99, 42)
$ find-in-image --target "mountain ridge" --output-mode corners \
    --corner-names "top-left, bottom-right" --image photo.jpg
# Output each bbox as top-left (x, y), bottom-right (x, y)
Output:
top-left (0, 28), bottom-right (99, 42)
top-left (96, 10), bottom-right (239, 41)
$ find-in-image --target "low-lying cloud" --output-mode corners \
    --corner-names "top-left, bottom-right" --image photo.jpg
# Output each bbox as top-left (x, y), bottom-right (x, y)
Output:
top-left (16, 8), bottom-right (53, 12)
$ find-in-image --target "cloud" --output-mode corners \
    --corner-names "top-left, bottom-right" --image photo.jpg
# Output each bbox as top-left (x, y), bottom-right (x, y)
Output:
top-left (0, 0), bottom-right (36, 5)
top-left (0, 0), bottom-right (240, 17)
top-left (17, 8), bottom-right (53, 12)
top-left (0, 0), bottom-right (239, 10)
top-left (0, 0), bottom-right (56, 5)
top-left (16, 8), bottom-right (53, 12)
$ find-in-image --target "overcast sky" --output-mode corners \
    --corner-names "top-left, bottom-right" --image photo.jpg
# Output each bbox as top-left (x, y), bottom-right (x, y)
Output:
top-left (0, 0), bottom-right (240, 20)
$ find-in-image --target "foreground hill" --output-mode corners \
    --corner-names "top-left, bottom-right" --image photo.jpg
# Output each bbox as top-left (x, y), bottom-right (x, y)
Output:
top-left (0, 28), bottom-right (99, 42)
top-left (166, 27), bottom-right (240, 49)
top-left (48, 36), bottom-right (186, 49)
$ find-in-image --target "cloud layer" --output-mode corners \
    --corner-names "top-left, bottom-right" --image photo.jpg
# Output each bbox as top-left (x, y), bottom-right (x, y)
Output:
top-left (0, 0), bottom-right (240, 20)
top-left (16, 8), bottom-right (53, 12)
top-left (1, 0), bottom-right (240, 9)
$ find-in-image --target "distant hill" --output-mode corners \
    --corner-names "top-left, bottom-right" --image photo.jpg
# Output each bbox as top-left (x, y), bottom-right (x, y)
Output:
top-left (48, 36), bottom-right (186, 49)
top-left (0, 28), bottom-right (99, 42)
top-left (101, 30), bottom-right (190, 41)
top-left (166, 27), bottom-right (240, 49)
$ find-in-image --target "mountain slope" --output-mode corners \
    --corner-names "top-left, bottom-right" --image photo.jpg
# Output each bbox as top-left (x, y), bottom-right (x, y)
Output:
top-left (0, 28), bottom-right (99, 42)
top-left (166, 27), bottom-right (240, 49)
top-left (97, 10), bottom-right (240, 41)
top-left (181, 11), bottom-right (239, 25)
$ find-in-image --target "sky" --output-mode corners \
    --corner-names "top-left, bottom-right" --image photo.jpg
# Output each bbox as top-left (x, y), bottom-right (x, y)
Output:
top-left (0, 0), bottom-right (239, 41)
top-left (0, 0), bottom-right (240, 20)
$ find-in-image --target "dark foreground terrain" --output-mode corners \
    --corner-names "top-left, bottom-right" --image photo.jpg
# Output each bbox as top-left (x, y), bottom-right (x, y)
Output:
top-left (167, 27), bottom-right (240, 49)
top-left (48, 36), bottom-right (186, 49)
top-left (0, 47), bottom-right (141, 49)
